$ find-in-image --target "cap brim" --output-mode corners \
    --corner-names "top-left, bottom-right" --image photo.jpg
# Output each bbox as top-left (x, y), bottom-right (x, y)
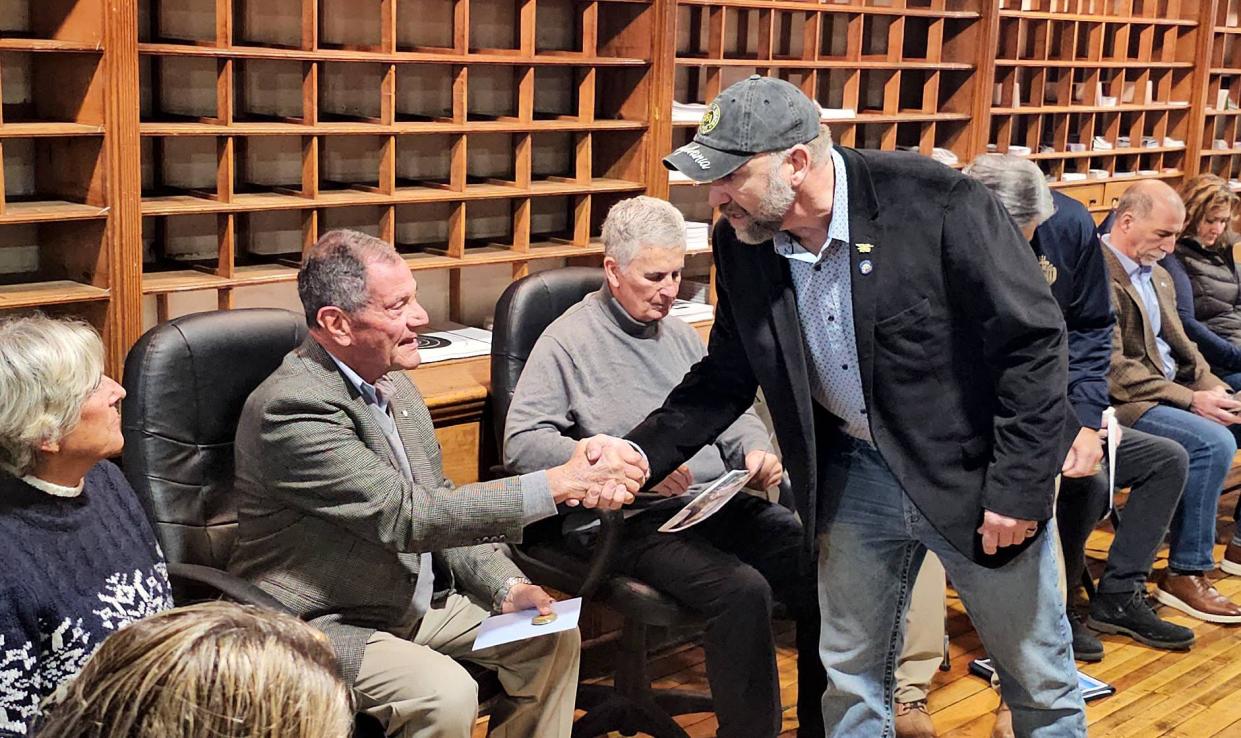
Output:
top-left (662, 141), bottom-right (752, 183)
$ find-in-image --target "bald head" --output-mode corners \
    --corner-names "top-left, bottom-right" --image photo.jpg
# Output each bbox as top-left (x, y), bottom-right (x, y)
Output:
top-left (1110, 179), bottom-right (1185, 267)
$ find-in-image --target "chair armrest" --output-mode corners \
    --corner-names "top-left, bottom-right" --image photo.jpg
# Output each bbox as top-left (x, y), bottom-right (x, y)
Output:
top-left (167, 562), bottom-right (293, 614)
top-left (578, 508), bottom-right (625, 599)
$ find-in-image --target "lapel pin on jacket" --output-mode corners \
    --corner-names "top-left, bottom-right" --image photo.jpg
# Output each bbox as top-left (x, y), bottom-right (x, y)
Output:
top-left (856, 243), bottom-right (875, 254)
top-left (859, 260), bottom-right (873, 275)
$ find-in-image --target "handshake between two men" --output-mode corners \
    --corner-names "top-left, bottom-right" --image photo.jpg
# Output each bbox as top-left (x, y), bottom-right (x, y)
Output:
top-left (544, 435), bottom-right (650, 510)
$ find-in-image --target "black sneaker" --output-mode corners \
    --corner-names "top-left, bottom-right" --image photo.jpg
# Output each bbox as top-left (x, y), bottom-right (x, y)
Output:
top-left (1068, 613), bottom-right (1104, 663)
top-left (1087, 589), bottom-right (1196, 651)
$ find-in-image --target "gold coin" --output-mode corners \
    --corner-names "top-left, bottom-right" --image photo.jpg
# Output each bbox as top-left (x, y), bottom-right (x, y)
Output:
top-left (531, 613), bottom-right (558, 626)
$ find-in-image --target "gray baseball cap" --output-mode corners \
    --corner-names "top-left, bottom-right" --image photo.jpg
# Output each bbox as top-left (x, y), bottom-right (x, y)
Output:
top-left (664, 75), bottom-right (822, 183)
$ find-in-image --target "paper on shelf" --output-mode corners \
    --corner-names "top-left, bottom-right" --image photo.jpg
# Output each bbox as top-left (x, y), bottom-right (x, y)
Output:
top-left (473, 598), bottom-right (582, 651)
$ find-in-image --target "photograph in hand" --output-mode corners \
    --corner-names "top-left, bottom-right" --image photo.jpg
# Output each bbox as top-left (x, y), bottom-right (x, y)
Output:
top-left (657, 469), bottom-right (754, 533)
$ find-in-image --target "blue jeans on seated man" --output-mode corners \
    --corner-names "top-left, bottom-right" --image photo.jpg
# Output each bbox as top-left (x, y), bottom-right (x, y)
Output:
top-left (1130, 404), bottom-right (1241, 562)
top-left (817, 441), bottom-right (1086, 738)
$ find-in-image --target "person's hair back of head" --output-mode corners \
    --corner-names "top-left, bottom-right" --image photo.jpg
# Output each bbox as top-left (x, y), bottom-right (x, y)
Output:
top-left (297, 229), bottom-right (401, 328)
top-left (0, 313), bottom-right (103, 477)
top-left (37, 602), bottom-right (353, 738)
top-left (602, 196), bottom-right (687, 269)
top-left (963, 153), bottom-right (1055, 230)
top-left (1178, 173), bottom-right (1239, 243)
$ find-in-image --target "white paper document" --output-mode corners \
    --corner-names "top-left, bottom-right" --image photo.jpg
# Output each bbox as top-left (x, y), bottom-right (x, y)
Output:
top-left (658, 469), bottom-right (753, 533)
top-left (472, 597), bottom-right (583, 651)
top-left (1103, 407), bottom-right (1119, 514)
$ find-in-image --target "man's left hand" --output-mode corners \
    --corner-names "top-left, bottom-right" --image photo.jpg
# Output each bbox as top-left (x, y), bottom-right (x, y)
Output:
top-left (501, 582), bottom-right (556, 615)
top-left (1061, 426), bottom-right (1103, 478)
top-left (744, 450), bottom-right (783, 491)
top-left (977, 510), bottom-right (1039, 555)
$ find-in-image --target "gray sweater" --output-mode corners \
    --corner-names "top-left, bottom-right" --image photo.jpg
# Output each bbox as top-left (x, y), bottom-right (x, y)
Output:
top-left (503, 287), bottom-right (771, 514)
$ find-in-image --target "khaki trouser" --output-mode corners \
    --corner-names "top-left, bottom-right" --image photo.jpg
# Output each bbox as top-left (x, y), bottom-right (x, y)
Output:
top-left (894, 552), bottom-right (947, 704)
top-left (353, 592), bottom-right (581, 738)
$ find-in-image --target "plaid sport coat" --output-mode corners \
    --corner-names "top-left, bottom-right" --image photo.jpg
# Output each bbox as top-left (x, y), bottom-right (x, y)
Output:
top-left (1103, 246), bottom-right (1227, 426)
top-left (229, 338), bottom-right (527, 684)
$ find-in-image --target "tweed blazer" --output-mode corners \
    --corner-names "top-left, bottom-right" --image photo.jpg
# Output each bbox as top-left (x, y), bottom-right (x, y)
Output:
top-left (228, 338), bottom-right (527, 684)
top-left (1102, 246), bottom-right (1226, 426)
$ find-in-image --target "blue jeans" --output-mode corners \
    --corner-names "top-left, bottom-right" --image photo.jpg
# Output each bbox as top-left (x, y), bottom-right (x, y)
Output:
top-left (817, 442), bottom-right (1085, 738)
top-left (1214, 369), bottom-right (1241, 392)
top-left (1131, 404), bottom-right (1241, 566)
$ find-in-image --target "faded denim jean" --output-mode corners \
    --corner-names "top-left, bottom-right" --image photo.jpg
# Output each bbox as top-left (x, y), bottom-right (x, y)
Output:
top-left (815, 441), bottom-right (1086, 737)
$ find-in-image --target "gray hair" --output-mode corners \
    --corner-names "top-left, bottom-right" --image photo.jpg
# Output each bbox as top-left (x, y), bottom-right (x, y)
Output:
top-left (297, 229), bottom-right (402, 328)
top-left (602, 196), bottom-right (687, 269)
top-left (964, 153), bottom-right (1055, 230)
top-left (0, 314), bottom-right (105, 477)
top-left (772, 123), bottom-right (834, 168)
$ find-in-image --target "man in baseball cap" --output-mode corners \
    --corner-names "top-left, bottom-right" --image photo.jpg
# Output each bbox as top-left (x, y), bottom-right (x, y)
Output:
top-left (629, 76), bottom-right (1086, 737)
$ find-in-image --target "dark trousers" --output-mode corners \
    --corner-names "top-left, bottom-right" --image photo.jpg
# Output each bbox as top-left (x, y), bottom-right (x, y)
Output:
top-left (1057, 427), bottom-right (1188, 601)
top-left (613, 493), bottom-right (810, 738)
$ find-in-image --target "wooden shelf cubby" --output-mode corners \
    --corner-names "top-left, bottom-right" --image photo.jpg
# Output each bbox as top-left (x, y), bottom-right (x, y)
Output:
top-left (131, 0), bottom-right (656, 327)
top-left (11, 0), bottom-right (1241, 375)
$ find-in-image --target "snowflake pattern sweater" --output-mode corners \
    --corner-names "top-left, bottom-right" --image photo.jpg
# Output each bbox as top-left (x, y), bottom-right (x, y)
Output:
top-left (0, 461), bottom-right (172, 736)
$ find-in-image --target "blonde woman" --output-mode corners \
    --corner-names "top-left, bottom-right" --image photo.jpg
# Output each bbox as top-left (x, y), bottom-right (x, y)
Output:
top-left (1163, 174), bottom-right (1241, 387)
top-left (0, 315), bottom-right (172, 737)
top-left (37, 602), bottom-right (353, 738)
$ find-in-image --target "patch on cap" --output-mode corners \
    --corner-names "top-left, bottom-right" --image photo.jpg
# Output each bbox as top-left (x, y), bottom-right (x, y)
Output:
top-left (699, 102), bottom-right (721, 135)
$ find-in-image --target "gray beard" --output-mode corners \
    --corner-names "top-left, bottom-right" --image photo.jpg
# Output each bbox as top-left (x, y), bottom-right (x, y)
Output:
top-left (730, 164), bottom-right (797, 245)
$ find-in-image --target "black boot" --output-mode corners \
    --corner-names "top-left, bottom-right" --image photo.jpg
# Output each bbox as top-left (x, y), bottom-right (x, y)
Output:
top-left (1068, 612), bottom-right (1104, 663)
top-left (1087, 588), bottom-right (1195, 651)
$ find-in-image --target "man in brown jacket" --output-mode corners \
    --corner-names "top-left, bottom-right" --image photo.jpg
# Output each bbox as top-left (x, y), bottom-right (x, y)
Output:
top-left (1104, 179), bottom-right (1241, 624)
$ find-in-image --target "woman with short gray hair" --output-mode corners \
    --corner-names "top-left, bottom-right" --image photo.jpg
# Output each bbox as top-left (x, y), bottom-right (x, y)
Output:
top-left (0, 314), bottom-right (172, 737)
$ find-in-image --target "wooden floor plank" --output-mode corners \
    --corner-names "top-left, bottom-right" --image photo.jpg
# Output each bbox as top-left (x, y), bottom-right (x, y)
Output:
top-left (471, 505), bottom-right (1241, 738)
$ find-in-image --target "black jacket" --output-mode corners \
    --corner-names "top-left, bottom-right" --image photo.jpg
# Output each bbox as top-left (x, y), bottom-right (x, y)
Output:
top-left (626, 147), bottom-right (1073, 567)
top-left (1030, 191), bottom-right (1114, 430)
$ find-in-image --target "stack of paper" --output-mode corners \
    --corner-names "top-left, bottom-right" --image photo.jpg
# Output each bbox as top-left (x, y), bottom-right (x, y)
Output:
top-left (818, 106), bottom-right (856, 120)
top-left (1141, 136), bottom-right (1159, 149)
top-left (1067, 142), bottom-right (1088, 152)
top-left (1087, 169), bottom-right (1109, 179)
top-left (1116, 136), bottom-right (1131, 148)
top-left (1163, 137), bottom-right (1184, 148)
top-left (1217, 139), bottom-right (1233, 150)
top-left (1091, 137), bottom-right (1113, 151)
top-left (1008, 145), bottom-right (1032, 156)
top-left (684, 221), bottom-right (711, 253)
top-left (679, 279), bottom-right (710, 303)
top-left (1061, 172), bottom-right (1088, 182)
top-left (672, 101), bottom-right (708, 125)
top-left (669, 299), bottom-right (716, 323)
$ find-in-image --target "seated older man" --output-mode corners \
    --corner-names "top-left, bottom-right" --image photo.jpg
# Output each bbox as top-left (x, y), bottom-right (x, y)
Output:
top-left (1104, 180), bottom-right (1241, 623)
top-left (228, 229), bottom-right (648, 738)
top-left (0, 315), bottom-right (173, 737)
top-left (503, 196), bottom-right (810, 738)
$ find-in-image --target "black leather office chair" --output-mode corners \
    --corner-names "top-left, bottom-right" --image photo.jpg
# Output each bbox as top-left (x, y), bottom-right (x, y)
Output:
top-left (492, 268), bottom-right (714, 738)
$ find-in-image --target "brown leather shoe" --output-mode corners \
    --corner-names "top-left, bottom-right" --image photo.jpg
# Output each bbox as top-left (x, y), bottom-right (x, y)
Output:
top-left (895, 699), bottom-right (937, 738)
top-left (1154, 572), bottom-right (1241, 624)
top-left (1223, 542), bottom-right (1241, 577)
top-left (991, 702), bottom-right (1014, 738)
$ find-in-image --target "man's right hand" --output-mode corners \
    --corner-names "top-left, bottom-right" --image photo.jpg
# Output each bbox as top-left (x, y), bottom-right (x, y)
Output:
top-left (1191, 389), bottom-right (1241, 425)
top-left (545, 435), bottom-right (648, 510)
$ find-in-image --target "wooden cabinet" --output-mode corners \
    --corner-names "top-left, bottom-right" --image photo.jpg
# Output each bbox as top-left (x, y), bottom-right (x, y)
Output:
top-left (5, 0), bottom-right (1241, 383)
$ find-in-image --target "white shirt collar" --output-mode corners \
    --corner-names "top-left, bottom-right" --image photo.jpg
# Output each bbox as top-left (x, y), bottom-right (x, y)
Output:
top-left (22, 474), bottom-right (84, 498)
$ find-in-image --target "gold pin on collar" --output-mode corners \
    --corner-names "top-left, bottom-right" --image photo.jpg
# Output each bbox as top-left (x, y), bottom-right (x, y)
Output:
top-left (856, 243), bottom-right (874, 254)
